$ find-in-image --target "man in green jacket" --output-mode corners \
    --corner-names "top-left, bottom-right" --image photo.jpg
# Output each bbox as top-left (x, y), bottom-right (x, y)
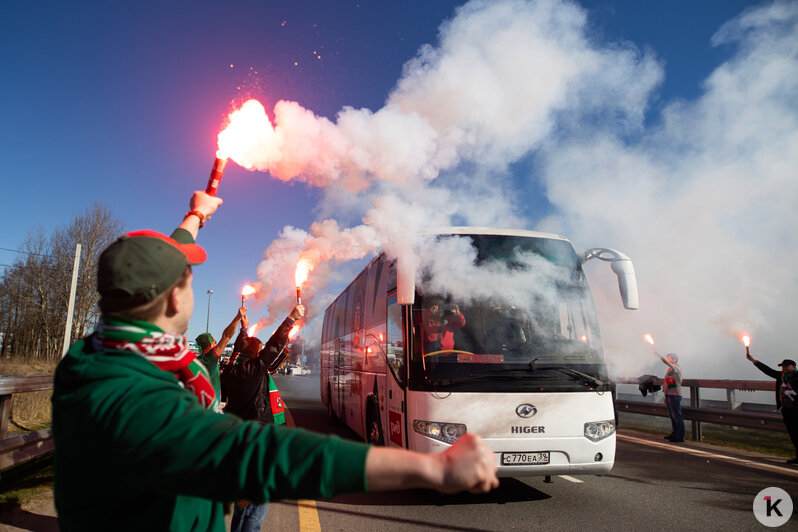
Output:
top-left (52, 189), bottom-right (498, 531)
top-left (195, 306), bottom-right (245, 399)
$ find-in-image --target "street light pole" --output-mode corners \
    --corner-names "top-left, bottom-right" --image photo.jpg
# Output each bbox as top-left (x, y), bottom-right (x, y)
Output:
top-left (206, 289), bottom-right (213, 333)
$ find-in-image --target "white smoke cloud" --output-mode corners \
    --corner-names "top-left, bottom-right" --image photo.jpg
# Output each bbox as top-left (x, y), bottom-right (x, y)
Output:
top-left (242, 0), bottom-right (796, 381)
top-left (539, 0), bottom-right (798, 379)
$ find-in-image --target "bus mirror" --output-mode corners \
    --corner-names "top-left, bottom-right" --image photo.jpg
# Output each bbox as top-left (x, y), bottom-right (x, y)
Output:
top-left (610, 259), bottom-right (638, 310)
top-left (581, 248), bottom-right (639, 310)
top-left (396, 257), bottom-right (416, 305)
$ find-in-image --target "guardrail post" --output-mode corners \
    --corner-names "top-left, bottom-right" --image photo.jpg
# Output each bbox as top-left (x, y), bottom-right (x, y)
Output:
top-left (0, 394), bottom-right (11, 441)
top-left (690, 385), bottom-right (702, 441)
top-left (727, 389), bottom-right (741, 410)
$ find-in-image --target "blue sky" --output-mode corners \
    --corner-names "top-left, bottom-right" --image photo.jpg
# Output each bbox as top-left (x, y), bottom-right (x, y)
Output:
top-left (4, 0), bottom-right (794, 380)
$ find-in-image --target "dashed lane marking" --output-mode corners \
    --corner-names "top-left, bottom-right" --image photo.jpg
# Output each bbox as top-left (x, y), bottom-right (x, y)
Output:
top-left (617, 433), bottom-right (798, 478)
top-left (558, 475), bottom-right (583, 483)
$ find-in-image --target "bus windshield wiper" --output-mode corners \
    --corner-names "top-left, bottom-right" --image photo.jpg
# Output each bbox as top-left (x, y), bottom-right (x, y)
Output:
top-left (433, 373), bottom-right (557, 386)
top-left (544, 366), bottom-right (605, 388)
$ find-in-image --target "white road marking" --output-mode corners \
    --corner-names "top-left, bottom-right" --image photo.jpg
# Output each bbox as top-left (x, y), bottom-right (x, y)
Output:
top-left (617, 433), bottom-right (798, 478)
top-left (558, 475), bottom-right (583, 483)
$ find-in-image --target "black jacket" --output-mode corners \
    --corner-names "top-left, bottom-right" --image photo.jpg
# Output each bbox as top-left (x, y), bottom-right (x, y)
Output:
top-left (221, 317), bottom-right (294, 424)
top-left (753, 360), bottom-right (798, 409)
top-left (637, 374), bottom-right (662, 397)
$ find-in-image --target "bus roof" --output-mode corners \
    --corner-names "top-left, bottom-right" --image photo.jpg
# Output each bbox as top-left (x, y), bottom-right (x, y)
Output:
top-left (423, 226), bottom-right (572, 243)
top-left (323, 227), bottom-right (577, 318)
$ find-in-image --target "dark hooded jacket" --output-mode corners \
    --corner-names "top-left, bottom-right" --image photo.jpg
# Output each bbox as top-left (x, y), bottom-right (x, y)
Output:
top-left (221, 317), bottom-right (294, 424)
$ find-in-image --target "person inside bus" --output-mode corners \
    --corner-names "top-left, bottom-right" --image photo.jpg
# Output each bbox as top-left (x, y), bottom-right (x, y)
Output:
top-left (419, 296), bottom-right (466, 354)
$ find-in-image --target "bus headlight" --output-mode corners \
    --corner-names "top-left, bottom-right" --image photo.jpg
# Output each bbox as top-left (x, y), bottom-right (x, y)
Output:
top-left (413, 419), bottom-right (466, 444)
top-left (584, 420), bottom-right (615, 442)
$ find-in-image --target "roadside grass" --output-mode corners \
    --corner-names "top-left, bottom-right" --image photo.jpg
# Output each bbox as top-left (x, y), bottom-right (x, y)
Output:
top-left (619, 411), bottom-right (794, 458)
top-left (0, 357), bottom-right (57, 434)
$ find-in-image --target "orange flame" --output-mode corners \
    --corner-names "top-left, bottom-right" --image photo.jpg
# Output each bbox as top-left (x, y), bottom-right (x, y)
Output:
top-left (295, 259), bottom-right (313, 289)
top-left (216, 99), bottom-right (275, 169)
top-left (580, 334), bottom-right (588, 343)
top-left (643, 334), bottom-right (655, 346)
top-left (241, 284), bottom-right (256, 297)
top-left (248, 323), bottom-right (261, 336)
top-left (288, 324), bottom-right (301, 339)
top-left (741, 335), bottom-right (751, 347)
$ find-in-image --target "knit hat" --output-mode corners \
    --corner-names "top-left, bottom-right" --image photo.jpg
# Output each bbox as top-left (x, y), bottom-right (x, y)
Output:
top-left (98, 229), bottom-right (206, 312)
top-left (195, 333), bottom-right (215, 352)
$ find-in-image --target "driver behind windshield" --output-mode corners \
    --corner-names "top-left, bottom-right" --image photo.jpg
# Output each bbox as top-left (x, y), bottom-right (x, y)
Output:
top-left (419, 296), bottom-right (466, 354)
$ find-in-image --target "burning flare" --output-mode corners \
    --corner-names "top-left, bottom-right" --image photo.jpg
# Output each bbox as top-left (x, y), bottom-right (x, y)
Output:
top-left (740, 335), bottom-right (751, 348)
top-left (249, 323), bottom-right (261, 337)
top-left (241, 284), bottom-right (256, 307)
top-left (288, 324), bottom-right (301, 340)
top-left (643, 333), bottom-right (655, 346)
top-left (295, 258), bottom-right (314, 304)
top-left (216, 99), bottom-right (277, 169)
top-left (295, 259), bottom-right (313, 289)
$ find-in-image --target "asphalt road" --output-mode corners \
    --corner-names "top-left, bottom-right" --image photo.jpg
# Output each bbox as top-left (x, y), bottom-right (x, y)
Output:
top-left (270, 373), bottom-right (798, 531)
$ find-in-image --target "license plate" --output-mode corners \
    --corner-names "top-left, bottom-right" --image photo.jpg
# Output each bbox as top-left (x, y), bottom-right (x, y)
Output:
top-left (501, 452), bottom-right (550, 465)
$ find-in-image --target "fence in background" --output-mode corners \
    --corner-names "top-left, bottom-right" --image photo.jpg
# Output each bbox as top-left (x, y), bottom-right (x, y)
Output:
top-left (615, 377), bottom-right (782, 441)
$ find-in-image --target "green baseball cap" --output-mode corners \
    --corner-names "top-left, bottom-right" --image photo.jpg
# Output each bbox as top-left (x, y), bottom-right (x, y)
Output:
top-left (195, 333), bottom-right (215, 351)
top-left (98, 229), bottom-right (206, 313)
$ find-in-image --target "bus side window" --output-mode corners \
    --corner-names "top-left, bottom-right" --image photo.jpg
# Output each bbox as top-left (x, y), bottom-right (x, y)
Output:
top-left (386, 294), bottom-right (406, 387)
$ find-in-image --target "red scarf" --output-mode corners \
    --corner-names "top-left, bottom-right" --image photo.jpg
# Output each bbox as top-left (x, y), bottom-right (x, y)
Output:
top-left (93, 317), bottom-right (221, 412)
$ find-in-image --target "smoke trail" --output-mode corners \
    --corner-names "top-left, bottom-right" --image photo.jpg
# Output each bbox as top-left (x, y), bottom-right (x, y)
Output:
top-left (246, 0), bottom-right (658, 323)
top-left (538, 1), bottom-right (798, 378)
top-left (243, 0), bottom-right (797, 381)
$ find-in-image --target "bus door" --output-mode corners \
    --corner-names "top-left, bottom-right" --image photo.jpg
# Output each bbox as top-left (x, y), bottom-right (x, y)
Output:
top-left (385, 294), bottom-right (407, 447)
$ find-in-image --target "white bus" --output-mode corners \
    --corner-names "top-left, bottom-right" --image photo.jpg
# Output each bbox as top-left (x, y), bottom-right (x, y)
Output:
top-left (320, 227), bottom-right (637, 476)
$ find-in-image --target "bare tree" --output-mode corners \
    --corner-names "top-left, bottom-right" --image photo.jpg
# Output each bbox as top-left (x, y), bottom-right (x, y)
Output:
top-left (50, 202), bottom-right (125, 352)
top-left (0, 203), bottom-right (124, 361)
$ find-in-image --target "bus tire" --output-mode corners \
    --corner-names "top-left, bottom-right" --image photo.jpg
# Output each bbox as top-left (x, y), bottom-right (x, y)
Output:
top-left (327, 386), bottom-right (339, 426)
top-left (365, 400), bottom-right (384, 446)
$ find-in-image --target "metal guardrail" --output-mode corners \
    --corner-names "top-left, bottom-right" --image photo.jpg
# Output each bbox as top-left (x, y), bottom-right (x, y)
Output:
top-left (0, 374), bottom-right (785, 466)
top-left (0, 375), bottom-right (55, 470)
top-left (615, 377), bottom-right (783, 441)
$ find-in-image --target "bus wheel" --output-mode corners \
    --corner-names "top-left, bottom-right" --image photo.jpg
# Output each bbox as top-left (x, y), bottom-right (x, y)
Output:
top-left (366, 402), bottom-right (384, 446)
top-left (327, 386), bottom-right (338, 426)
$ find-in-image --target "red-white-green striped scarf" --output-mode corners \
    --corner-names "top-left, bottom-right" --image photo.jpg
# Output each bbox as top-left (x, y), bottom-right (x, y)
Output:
top-left (92, 316), bottom-right (221, 413)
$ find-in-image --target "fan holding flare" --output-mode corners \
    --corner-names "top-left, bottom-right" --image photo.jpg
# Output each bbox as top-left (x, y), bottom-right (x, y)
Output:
top-left (220, 300), bottom-right (305, 530)
top-left (745, 341), bottom-right (798, 464)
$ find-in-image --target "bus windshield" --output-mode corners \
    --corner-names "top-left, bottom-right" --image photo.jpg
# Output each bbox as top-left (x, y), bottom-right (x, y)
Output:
top-left (408, 234), bottom-right (606, 392)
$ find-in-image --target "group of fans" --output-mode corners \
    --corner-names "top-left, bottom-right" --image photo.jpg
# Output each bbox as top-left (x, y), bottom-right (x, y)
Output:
top-left (194, 304), bottom-right (303, 530)
top-left (51, 189), bottom-right (498, 532)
